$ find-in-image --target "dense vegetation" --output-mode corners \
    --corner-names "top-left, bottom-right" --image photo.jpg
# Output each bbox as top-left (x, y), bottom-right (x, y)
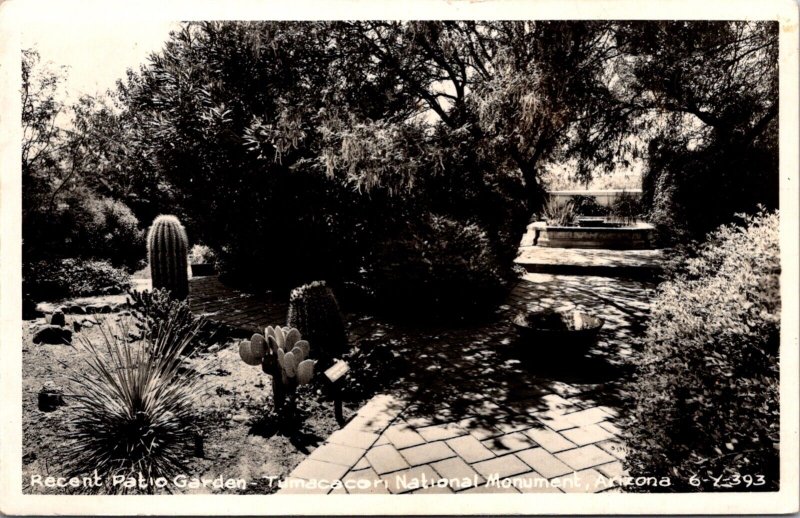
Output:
top-left (625, 210), bottom-right (780, 491)
top-left (23, 21), bottom-right (778, 315)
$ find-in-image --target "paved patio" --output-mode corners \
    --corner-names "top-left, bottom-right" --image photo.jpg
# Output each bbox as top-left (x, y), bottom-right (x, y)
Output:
top-left (279, 272), bottom-right (655, 494)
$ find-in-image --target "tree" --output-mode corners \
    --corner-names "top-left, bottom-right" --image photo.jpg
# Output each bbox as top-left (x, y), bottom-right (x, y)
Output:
top-left (615, 21), bottom-right (779, 240)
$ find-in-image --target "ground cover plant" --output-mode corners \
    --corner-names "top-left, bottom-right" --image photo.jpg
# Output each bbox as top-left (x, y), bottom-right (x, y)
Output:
top-left (624, 210), bottom-right (780, 491)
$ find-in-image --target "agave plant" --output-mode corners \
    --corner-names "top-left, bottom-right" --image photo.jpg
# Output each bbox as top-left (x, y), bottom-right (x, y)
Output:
top-left (61, 311), bottom-right (205, 494)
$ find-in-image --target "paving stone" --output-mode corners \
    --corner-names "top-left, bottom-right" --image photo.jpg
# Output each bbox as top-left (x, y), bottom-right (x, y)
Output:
top-left (411, 484), bottom-right (454, 494)
top-left (596, 405), bottom-right (620, 418)
top-left (445, 435), bottom-right (495, 463)
top-left (540, 393), bottom-right (577, 413)
top-left (350, 413), bottom-right (395, 434)
top-left (400, 441), bottom-right (456, 466)
top-left (416, 422), bottom-right (468, 442)
top-left (596, 461), bottom-right (627, 480)
top-left (380, 465), bottom-right (442, 494)
top-left (561, 424), bottom-right (616, 447)
top-left (342, 468), bottom-right (390, 494)
top-left (493, 420), bottom-right (531, 434)
top-left (279, 477), bottom-right (331, 494)
top-left (596, 439), bottom-right (628, 460)
top-left (458, 418), bottom-right (504, 441)
top-left (481, 432), bottom-right (537, 454)
top-left (505, 472), bottom-right (563, 493)
top-left (383, 423), bottom-right (426, 449)
top-left (472, 454), bottom-right (531, 479)
top-left (463, 482), bottom-right (520, 493)
top-left (289, 459), bottom-right (349, 482)
top-left (308, 443), bottom-right (366, 467)
top-left (327, 427), bottom-right (380, 450)
top-left (431, 457), bottom-right (484, 488)
top-left (554, 468), bottom-right (611, 493)
top-left (366, 444), bottom-right (410, 474)
top-left (523, 427), bottom-right (577, 453)
top-left (535, 413), bottom-right (577, 432)
top-left (374, 434), bottom-right (390, 446)
top-left (564, 407), bottom-right (611, 427)
top-left (555, 445), bottom-right (616, 471)
top-left (353, 457), bottom-right (370, 470)
top-left (516, 448), bottom-right (573, 479)
top-left (598, 421), bottom-right (622, 436)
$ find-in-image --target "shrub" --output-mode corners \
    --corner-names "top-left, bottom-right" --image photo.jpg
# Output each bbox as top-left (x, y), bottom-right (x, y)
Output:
top-left (79, 196), bottom-right (145, 271)
top-left (541, 198), bottom-right (577, 226)
top-left (569, 195), bottom-right (609, 217)
top-left (23, 258), bottom-right (131, 309)
top-left (188, 244), bottom-right (217, 265)
top-left (61, 313), bottom-right (204, 493)
top-left (287, 281), bottom-right (348, 364)
top-left (128, 288), bottom-right (203, 348)
top-left (365, 215), bottom-right (509, 319)
top-left (624, 210), bottom-right (780, 491)
top-left (610, 190), bottom-right (642, 225)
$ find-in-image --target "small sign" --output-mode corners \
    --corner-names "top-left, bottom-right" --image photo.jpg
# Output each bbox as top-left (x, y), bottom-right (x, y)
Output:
top-left (324, 360), bottom-right (350, 383)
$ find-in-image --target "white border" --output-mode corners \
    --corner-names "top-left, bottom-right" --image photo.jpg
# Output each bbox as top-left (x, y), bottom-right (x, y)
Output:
top-left (1, 0), bottom-right (798, 515)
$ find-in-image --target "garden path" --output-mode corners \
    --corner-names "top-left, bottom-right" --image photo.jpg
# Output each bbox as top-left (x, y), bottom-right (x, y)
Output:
top-left (279, 273), bottom-right (656, 494)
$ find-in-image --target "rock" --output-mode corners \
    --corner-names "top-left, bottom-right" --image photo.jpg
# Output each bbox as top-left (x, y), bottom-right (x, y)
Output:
top-left (73, 321), bottom-right (82, 332)
top-left (232, 414), bottom-right (248, 423)
top-left (81, 318), bottom-right (96, 328)
top-left (64, 304), bottom-right (86, 315)
top-left (32, 325), bottom-right (72, 345)
top-left (38, 383), bottom-right (65, 411)
top-left (48, 310), bottom-right (66, 327)
top-left (85, 303), bottom-right (112, 314)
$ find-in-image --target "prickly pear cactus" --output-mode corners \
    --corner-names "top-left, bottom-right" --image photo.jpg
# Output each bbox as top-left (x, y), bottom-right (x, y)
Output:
top-left (238, 325), bottom-right (317, 418)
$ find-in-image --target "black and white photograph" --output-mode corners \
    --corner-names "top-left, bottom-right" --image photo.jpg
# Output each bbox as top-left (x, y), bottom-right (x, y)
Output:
top-left (1, 0), bottom-right (798, 515)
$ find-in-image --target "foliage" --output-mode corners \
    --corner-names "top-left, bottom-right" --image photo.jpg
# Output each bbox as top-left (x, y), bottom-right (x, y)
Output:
top-left (147, 215), bottom-right (189, 300)
top-left (23, 258), bottom-right (131, 307)
top-left (128, 288), bottom-right (201, 348)
top-left (340, 338), bottom-right (406, 403)
top-left (22, 50), bottom-right (145, 272)
top-left (569, 195), bottom-right (609, 217)
top-left (541, 198), bottom-right (577, 226)
top-left (624, 210), bottom-right (780, 491)
top-left (61, 314), bottom-right (204, 493)
top-left (623, 21), bottom-right (779, 241)
top-left (188, 244), bottom-right (216, 265)
top-left (610, 190), bottom-right (642, 225)
top-left (365, 215), bottom-right (509, 319)
top-left (286, 281), bottom-right (348, 364)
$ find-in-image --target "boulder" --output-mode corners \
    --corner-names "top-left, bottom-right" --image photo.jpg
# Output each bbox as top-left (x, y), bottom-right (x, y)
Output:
top-left (63, 304), bottom-right (86, 315)
top-left (48, 310), bottom-right (66, 327)
top-left (38, 382), bottom-right (66, 411)
top-left (32, 325), bottom-right (72, 345)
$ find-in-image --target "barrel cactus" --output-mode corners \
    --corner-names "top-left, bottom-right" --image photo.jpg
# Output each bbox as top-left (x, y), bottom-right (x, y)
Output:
top-left (287, 281), bottom-right (348, 364)
top-left (147, 215), bottom-right (189, 300)
top-left (239, 325), bottom-right (317, 418)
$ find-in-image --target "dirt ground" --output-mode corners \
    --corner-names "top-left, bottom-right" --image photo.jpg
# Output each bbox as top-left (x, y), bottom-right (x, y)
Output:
top-left (21, 309), bottom-right (362, 495)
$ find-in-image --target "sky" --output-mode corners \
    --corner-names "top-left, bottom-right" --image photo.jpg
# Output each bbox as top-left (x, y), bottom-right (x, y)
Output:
top-left (22, 20), bottom-right (180, 103)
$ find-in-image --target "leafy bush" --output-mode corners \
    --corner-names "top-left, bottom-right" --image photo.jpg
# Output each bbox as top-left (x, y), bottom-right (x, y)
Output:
top-left (23, 258), bottom-right (131, 308)
top-left (61, 313), bottom-right (204, 493)
top-left (541, 198), bottom-right (577, 226)
top-left (365, 215), bottom-right (509, 319)
top-left (610, 190), bottom-right (642, 225)
top-left (569, 195), bottom-right (609, 217)
top-left (624, 210), bottom-right (780, 491)
top-left (128, 288), bottom-right (203, 348)
top-left (188, 244), bottom-right (217, 265)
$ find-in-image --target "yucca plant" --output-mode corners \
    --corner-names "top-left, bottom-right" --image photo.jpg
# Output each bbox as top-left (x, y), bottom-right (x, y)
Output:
top-left (542, 198), bottom-right (577, 226)
top-left (61, 311), bottom-right (205, 494)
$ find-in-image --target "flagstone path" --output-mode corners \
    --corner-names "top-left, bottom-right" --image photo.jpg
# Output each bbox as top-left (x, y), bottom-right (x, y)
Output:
top-left (279, 272), bottom-right (655, 494)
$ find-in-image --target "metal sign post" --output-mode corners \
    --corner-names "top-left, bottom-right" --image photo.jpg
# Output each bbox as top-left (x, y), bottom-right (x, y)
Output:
top-left (324, 360), bottom-right (350, 426)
